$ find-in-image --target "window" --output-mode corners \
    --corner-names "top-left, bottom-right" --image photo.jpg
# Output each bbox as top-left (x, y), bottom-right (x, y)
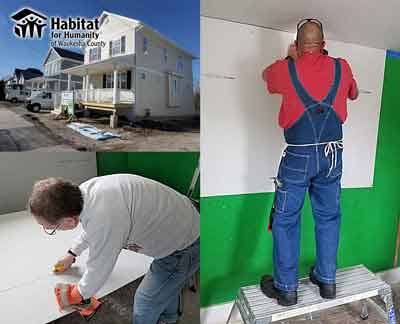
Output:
top-left (109, 35), bottom-right (126, 57)
top-left (121, 36), bottom-right (126, 54)
top-left (89, 47), bottom-right (101, 62)
top-left (119, 72), bottom-right (127, 89)
top-left (168, 74), bottom-right (181, 107)
top-left (105, 74), bottom-right (114, 88)
top-left (103, 71), bottom-right (129, 89)
top-left (177, 55), bottom-right (184, 73)
top-left (143, 37), bottom-right (148, 54)
top-left (163, 48), bottom-right (168, 64)
top-left (112, 39), bottom-right (121, 56)
top-left (174, 79), bottom-right (177, 96)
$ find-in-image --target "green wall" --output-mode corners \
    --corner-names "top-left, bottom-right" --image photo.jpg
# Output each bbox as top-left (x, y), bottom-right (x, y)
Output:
top-left (201, 54), bottom-right (400, 307)
top-left (97, 152), bottom-right (200, 199)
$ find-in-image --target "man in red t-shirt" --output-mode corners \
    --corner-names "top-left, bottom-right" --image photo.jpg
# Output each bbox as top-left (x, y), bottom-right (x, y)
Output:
top-left (260, 19), bottom-right (359, 306)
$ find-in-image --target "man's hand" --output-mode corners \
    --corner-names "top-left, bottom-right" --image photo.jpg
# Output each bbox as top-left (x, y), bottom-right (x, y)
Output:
top-left (287, 43), bottom-right (298, 60)
top-left (53, 254), bottom-right (75, 273)
top-left (54, 283), bottom-right (102, 318)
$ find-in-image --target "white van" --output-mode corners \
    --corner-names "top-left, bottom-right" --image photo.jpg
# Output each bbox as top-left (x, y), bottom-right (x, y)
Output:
top-left (25, 91), bottom-right (54, 113)
top-left (5, 87), bottom-right (31, 103)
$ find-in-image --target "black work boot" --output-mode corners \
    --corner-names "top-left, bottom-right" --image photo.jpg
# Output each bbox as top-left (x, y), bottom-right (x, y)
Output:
top-left (309, 267), bottom-right (336, 299)
top-left (260, 275), bottom-right (298, 306)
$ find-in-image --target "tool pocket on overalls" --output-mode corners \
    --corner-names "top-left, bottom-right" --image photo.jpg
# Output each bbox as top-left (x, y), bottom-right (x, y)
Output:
top-left (279, 150), bottom-right (309, 183)
top-left (274, 189), bottom-right (287, 213)
top-left (328, 148), bottom-right (343, 178)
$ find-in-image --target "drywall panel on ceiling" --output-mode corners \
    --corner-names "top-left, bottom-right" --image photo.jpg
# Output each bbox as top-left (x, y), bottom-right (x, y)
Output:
top-left (201, 0), bottom-right (400, 50)
top-left (0, 211), bottom-right (153, 324)
top-left (0, 153), bottom-right (97, 215)
top-left (201, 17), bottom-right (385, 197)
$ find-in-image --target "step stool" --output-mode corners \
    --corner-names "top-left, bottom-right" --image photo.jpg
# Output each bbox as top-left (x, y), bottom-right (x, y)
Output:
top-left (226, 265), bottom-right (396, 324)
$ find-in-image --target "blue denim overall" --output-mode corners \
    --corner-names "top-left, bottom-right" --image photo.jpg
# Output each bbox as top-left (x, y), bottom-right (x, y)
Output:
top-left (271, 58), bottom-right (343, 292)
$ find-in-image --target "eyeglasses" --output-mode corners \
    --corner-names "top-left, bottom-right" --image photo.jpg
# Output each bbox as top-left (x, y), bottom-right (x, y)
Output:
top-left (42, 223), bottom-right (61, 235)
top-left (296, 18), bottom-right (324, 41)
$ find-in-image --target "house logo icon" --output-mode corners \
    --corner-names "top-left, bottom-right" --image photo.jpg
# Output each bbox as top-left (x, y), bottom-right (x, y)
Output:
top-left (11, 8), bottom-right (47, 39)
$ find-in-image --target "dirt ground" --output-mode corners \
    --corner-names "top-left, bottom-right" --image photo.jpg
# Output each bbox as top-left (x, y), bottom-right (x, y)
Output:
top-left (0, 101), bottom-right (200, 152)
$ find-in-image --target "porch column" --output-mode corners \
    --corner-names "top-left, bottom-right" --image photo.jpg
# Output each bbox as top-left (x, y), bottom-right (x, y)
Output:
top-left (113, 68), bottom-right (118, 104)
top-left (84, 73), bottom-right (89, 102)
top-left (67, 74), bottom-right (72, 91)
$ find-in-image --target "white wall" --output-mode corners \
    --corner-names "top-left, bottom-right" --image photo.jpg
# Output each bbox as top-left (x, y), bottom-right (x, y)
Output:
top-left (0, 153), bottom-right (97, 214)
top-left (84, 14), bottom-right (135, 64)
top-left (201, 17), bottom-right (386, 197)
top-left (134, 28), bottom-right (195, 117)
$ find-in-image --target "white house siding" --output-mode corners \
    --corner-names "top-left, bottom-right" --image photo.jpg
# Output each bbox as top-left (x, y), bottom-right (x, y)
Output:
top-left (44, 49), bottom-right (61, 76)
top-left (134, 28), bottom-right (195, 117)
top-left (84, 15), bottom-right (136, 64)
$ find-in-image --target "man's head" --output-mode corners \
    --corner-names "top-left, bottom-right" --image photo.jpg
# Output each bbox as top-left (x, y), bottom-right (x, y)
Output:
top-left (28, 178), bottom-right (83, 232)
top-left (295, 19), bottom-right (325, 56)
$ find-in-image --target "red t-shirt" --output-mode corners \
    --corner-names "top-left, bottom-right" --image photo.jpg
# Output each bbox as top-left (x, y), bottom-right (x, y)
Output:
top-left (262, 52), bottom-right (358, 129)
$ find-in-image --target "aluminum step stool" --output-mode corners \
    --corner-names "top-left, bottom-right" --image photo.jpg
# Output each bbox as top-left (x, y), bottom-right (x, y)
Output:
top-left (226, 265), bottom-right (396, 324)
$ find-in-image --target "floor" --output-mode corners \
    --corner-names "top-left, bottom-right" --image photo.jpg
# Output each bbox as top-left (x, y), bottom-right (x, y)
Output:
top-left (0, 102), bottom-right (200, 152)
top-left (49, 276), bottom-right (200, 324)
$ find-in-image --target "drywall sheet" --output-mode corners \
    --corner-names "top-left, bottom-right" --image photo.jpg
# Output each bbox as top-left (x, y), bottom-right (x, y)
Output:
top-left (0, 211), bottom-right (153, 324)
top-left (201, 17), bottom-right (386, 197)
top-left (0, 152), bottom-right (97, 215)
top-left (201, 0), bottom-right (400, 50)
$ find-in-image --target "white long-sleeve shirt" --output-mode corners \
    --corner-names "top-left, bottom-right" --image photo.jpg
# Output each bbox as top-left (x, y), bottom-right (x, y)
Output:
top-left (70, 174), bottom-right (199, 299)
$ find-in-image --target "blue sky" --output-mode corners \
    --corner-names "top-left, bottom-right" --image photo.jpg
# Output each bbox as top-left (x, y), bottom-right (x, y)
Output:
top-left (0, 0), bottom-right (199, 83)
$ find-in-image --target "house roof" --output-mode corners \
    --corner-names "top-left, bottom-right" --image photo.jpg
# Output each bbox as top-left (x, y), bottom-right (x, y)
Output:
top-left (53, 47), bottom-right (84, 61)
top-left (14, 68), bottom-right (23, 77)
top-left (99, 11), bottom-right (197, 59)
top-left (11, 8), bottom-right (47, 21)
top-left (21, 69), bottom-right (43, 80)
top-left (12, 68), bottom-right (43, 81)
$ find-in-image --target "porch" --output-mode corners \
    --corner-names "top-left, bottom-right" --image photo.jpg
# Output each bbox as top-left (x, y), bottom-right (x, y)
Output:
top-left (62, 54), bottom-right (136, 127)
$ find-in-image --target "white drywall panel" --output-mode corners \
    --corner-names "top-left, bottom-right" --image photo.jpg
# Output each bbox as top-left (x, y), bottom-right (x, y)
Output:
top-left (0, 211), bottom-right (152, 324)
top-left (201, 0), bottom-right (400, 50)
top-left (201, 17), bottom-right (386, 197)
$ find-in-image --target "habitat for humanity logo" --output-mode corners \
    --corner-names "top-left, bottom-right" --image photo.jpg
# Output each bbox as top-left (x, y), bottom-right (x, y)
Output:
top-left (10, 7), bottom-right (104, 48)
top-left (11, 8), bottom-right (47, 39)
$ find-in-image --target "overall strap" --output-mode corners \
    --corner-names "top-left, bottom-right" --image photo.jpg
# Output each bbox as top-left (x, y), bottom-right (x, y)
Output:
top-left (288, 57), bottom-right (342, 109)
top-left (321, 58), bottom-right (342, 106)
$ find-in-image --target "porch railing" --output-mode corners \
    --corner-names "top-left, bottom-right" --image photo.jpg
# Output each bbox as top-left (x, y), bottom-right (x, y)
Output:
top-left (61, 89), bottom-right (135, 106)
top-left (74, 89), bottom-right (135, 104)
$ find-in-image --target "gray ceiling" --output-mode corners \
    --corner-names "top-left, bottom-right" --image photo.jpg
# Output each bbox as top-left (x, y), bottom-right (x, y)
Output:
top-left (201, 0), bottom-right (400, 50)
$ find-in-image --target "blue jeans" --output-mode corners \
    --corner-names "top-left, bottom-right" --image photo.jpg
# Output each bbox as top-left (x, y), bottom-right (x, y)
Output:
top-left (272, 144), bottom-right (342, 292)
top-left (133, 238), bottom-right (200, 324)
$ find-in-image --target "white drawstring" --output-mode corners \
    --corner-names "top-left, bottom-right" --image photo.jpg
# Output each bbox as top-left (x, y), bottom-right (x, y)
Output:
top-left (286, 140), bottom-right (343, 177)
top-left (324, 141), bottom-right (343, 177)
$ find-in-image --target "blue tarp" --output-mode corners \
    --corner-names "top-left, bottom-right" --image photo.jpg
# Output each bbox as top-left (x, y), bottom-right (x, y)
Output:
top-left (387, 49), bottom-right (400, 59)
top-left (67, 123), bottom-right (121, 141)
